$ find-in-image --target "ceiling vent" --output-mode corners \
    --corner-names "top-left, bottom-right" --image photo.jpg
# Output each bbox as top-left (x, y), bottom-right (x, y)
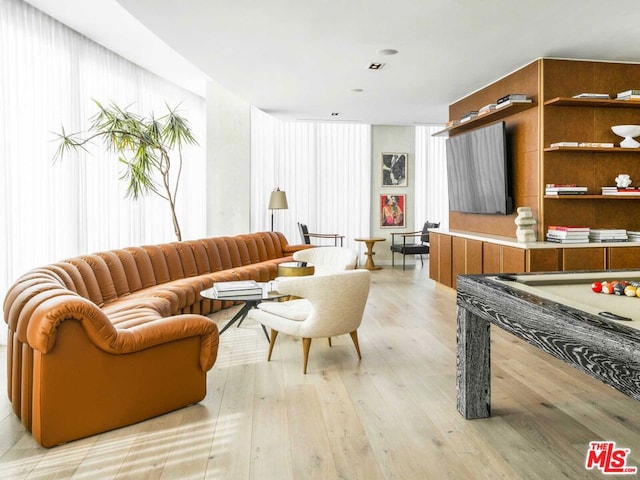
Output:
top-left (368, 63), bottom-right (384, 70)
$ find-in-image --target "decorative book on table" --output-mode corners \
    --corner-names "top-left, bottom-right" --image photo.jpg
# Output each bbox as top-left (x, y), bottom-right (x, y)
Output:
top-left (213, 280), bottom-right (263, 297)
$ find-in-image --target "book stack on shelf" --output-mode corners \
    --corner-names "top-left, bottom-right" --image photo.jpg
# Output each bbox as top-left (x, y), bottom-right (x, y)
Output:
top-left (628, 231), bottom-right (640, 242)
top-left (545, 184), bottom-right (587, 195)
top-left (572, 93), bottom-right (611, 99)
top-left (460, 110), bottom-right (479, 123)
top-left (478, 103), bottom-right (497, 116)
top-left (213, 280), bottom-right (263, 297)
top-left (496, 94), bottom-right (532, 109)
top-left (589, 229), bottom-right (628, 243)
top-left (601, 186), bottom-right (640, 196)
top-left (616, 89), bottom-right (640, 101)
top-left (545, 226), bottom-right (590, 244)
top-left (445, 119), bottom-right (460, 128)
top-left (549, 142), bottom-right (614, 148)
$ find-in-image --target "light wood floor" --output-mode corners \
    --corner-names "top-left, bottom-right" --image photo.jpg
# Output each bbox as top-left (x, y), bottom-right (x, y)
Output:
top-left (2, 266), bottom-right (640, 479)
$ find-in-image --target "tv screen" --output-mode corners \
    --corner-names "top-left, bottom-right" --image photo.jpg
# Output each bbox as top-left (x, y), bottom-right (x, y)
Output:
top-left (446, 121), bottom-right (512, 215)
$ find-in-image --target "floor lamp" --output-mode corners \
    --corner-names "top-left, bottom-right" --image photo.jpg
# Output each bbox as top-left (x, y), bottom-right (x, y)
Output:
top-left (268, 188), bottom-right (288, 231)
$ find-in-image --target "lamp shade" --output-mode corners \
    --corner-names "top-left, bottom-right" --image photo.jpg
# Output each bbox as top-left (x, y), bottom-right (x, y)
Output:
top-left (268, 188), bottom-right (288, 210)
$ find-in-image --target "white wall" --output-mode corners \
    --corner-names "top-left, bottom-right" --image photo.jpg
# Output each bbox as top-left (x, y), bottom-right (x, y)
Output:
top-left (371, 125), bottom-right (416, 265)
top-left (204, 99), bottom-right (418, 266)
top-left (206, 80), bottom-right (252, 236)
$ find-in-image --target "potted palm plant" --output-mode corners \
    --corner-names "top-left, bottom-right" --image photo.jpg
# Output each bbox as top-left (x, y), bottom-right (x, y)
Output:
top-left (54, 100), bottom-right (197, 241)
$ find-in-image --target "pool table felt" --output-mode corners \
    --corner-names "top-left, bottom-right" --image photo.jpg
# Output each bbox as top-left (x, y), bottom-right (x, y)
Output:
top-left (495, 271), bottom-right (640, 326)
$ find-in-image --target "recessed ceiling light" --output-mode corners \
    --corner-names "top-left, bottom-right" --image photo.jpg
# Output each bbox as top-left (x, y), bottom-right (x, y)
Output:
top-left (350, 88), bottom-right (364, 93)
top-left (368, 63), bottom-right (384, 70)
top-left (378, 49), bottom-right (398, 56)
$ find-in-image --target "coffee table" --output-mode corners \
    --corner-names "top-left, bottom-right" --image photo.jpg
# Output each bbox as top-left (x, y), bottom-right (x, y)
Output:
top-left (201, 283), bottom-right (286, 341)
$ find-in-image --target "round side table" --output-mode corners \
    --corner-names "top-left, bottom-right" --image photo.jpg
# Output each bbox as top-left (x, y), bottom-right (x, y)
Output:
top-left (278, 261), bottom-right (315, 277)
top-left (354, 237), bottom-right (386, 270)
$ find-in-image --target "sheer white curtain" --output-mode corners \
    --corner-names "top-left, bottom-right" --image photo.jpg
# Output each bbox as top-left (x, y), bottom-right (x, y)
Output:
top-left (0, 0), bottom-right (206, 343)
top-left (251, 108), bottom-right (371, 253)
top-left (415, 125), bottom-right (449, 230)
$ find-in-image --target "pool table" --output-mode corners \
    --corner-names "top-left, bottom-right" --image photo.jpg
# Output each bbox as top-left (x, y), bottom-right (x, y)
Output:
top-left (456, 269), bottom-right (640, 419)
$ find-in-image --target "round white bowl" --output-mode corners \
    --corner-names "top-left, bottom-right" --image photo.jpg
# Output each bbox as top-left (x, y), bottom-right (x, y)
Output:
top-left (612, 125), bottom-right (640, 148)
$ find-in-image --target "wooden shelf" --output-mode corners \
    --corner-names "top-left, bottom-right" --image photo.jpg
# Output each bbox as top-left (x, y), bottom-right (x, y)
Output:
top-left (544, 195), bottom-right (640, 200)
top-left (432, 101), bottom-right (536, 137)
top-left (544, 146), bottom-right (640, 152)
top-left (544, 97), bottom-right (640, 108)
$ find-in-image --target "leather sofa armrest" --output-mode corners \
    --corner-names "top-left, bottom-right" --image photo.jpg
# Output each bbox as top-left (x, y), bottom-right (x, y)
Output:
top-left (27, 295), bottom-right (219, 371)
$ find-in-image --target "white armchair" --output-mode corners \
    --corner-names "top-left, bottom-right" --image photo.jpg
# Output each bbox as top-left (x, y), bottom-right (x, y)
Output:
top-left (292, 246), bottom-right (358, 274)
top-left (247, 270), bottom-right (370, 373)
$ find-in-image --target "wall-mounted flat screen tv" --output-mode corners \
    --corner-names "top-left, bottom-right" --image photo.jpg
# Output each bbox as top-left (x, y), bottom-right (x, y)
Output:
top-left (446, 121), bottom-right (513, 215)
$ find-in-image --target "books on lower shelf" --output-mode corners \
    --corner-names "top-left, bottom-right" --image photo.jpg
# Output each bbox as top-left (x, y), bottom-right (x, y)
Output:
top-left (213, 280), bottom-right (263, 297)
top-left (545, 184), bottom-right (588, 195)
top-left (628, 231), bottom-right (640, 242)
top-left (547, 226), bottom-right (590, 232)
top-left (545, 236), bottom-right (590, 244)
top-left (589, 229), bottom-right (628, 242)
top-left (602, 186), bottom-right (640, 196)
top-left (546, 226), bottom-right (590, 243)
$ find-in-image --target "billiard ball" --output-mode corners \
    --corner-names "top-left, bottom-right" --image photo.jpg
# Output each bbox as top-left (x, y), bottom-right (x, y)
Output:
top-left (613, 283), bottom-right (626, 295)
top-left (625, 285), bottom-right (637, 297)
top-left (602, 284), bottom-right (614, 294)
top-left (591, 281), bottom-right (602, 293)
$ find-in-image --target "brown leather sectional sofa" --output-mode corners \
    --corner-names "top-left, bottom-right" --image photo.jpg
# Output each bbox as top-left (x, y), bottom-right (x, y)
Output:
top-left (3, 231), bottom-right (308, 447)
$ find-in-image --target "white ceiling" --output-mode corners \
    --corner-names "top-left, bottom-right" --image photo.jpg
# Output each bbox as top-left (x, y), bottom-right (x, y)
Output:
top-left (24, 0), bottom-right (640, 125)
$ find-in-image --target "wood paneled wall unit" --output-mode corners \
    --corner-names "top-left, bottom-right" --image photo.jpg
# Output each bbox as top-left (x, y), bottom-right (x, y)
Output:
top-left (431, 58), bottom-right (640, 288)
top-left (445, 58), bottom-right (640, 238)
top-left (448, 60), bottom-right (540, 237)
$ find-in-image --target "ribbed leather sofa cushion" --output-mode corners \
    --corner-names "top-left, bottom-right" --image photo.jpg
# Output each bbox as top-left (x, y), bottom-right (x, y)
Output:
top-left (4, 232), bottom-right (306, 352)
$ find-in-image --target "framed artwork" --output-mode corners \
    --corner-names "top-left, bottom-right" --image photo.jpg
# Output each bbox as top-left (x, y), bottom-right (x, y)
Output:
top-left (381, 152), bottom-right (407, 187)
top-left (380, 194), bottom-right (405, 228)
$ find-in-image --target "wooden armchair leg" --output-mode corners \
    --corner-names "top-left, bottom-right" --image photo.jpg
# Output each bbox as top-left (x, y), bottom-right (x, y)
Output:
top-left (349, 330), bottom-right (362, 359)
top-left (302, 338), bottom-right (312, 374)
top-left (267, 329), bottom-right (279, 361)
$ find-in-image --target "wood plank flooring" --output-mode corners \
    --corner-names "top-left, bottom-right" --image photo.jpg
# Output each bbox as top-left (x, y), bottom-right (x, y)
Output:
top-left (1, 266), bottom-right (640, 479)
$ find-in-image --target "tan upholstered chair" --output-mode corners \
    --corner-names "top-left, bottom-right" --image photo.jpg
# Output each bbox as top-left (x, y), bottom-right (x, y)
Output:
top-left (292, 246), bottom-right (358, 274)
top-left (247, 270), bottom-right (370, 373)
